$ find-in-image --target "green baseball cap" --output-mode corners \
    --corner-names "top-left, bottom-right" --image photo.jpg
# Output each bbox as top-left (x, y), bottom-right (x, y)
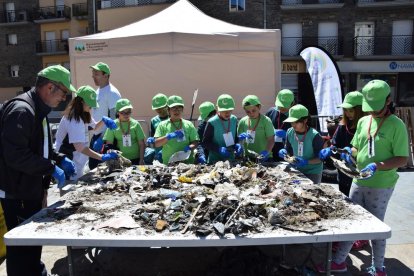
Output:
top-left (37, 65), bottom-right (76, 93)
top-left (216, 94), bottom-right (235, 112)
top-left (338, 91), bottom-right (363, 109)
top-left (76, 85), bottom-right (98, 108)
top-left (90, 62), bottom-right (110, 75)
top-left (167, 95), bottom-right (184, 108)
top-left (275, 89), bottom-right (294, 108)
top-left (284, 104), bottom-right (309, 123)
top-left (242, 95), bottom-right (261, 107)
top-left (116, 98), bottom-right (133, 112)
top-left (152, 93), bottom-right (168, 110)
top-left (198, 101), bottom-right (215, 121)
top-left (361, 80), bottom-right (390, 112)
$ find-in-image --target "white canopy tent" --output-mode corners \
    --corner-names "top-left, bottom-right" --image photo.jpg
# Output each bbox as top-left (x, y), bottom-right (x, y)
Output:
top-left (69, 0), bottom-right (281, 124)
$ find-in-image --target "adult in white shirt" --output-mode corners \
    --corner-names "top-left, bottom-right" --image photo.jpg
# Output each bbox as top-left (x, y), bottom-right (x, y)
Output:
top-left (89, 62), bottom-right (121, 169)
top-left (55, 86), bottom-right (118, 180)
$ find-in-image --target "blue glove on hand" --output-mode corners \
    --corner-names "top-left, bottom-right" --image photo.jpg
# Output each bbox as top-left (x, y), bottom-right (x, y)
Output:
top-left (238, 133), bottom-right (252, 141)
top-left (340, 146), bottom-right (353, 164)
top-left (184, 145), bottom-right (191, 152)
top-left (166, 130), bottom-right (184, 140)
top-left (197, 155), bottom-right (207, 164)
top-left (52, 166), bottom-right (66, 188)
top-left (219, 147), bottom-right (230, 158)
top-left (275, 129), bottom-right (287, 139)
top-left (146, 137), bottom-right (155, 145)
top-left (92, 137), bottom-right (104, 152)
top-left (102, 116), bottom-right (117, 130)
top-left (360, 163), bottom-right (377, 178)
top-left (60, 157), bottom-right (76, 177)
top-left (235, 143), bottom-right (243, 157)
top-left (293, 157), bottom-right (308, 168)
top-left (259, 150), bottom-right (269, 161)
top-left (102, 151), bottom-right (118, 161)
top-left (278, 149), bottom-right (288, 159)
top-left (319, 147), bottom-right (333, 160)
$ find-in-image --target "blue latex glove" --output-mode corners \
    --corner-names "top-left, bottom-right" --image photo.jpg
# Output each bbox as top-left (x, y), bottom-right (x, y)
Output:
top-left (259, 150), bottom-right (269, 161)
top-left (319, 147), bottom-right (333, 160)
top-left (197, 155), bottom-right (207, 164)
top-left (219, 147), bottom-right (230, 158)
top-left (340, 146), bottom-right (353, 164)
top-left (102, 116), bottom-right (117, 130)
top-left (60, 157), bottom-right (76, 177)
top-left (360, 163), bottom-right (377, 178)
top-left (184, 145), bottom-right (191, 152)
top-left (102, 151), bottom-right (118, 161)
top-left (166, 130), bottom-right (184, 140)
top-left (52, 166), bottom-right (65, 188)
top-left (275, 129), bottom-right (287, 139)
top-left (146, 137), bottom-right (155, 146)
top-left (278, 149), bottom-right (288, 159)
top-left (293, 157), bottom-right (308, 168)
top-left (234, 143), bottom-right (243, 157)
top-left (238, 133), bottom-right (252, 141)
top-left (92, 137), bottom-right (104, 152)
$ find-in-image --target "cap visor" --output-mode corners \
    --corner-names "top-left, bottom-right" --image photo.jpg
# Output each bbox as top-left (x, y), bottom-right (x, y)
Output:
top-left (89, 65), bottom-right (99, 71)
top-left (275, 99), bottom-right (290, 108)
top-left (217, 107), bottom-right (234, 112)
top-left (168, 103), bottom-right (184, 108)
top-left (338, 103), bottom-right (353, 109)
top-left (198, 115), bottom-right (203, 121)
top-left (362, 99), bottom-right (385, 112)
top-left (119, 105), bottom-right (133, 112)
top-left (152, 103), bottom-right (167, 110)
top-left (69, 84), bottom-right (76, 93)
top-left (283, 117), bottom-right (298, 123)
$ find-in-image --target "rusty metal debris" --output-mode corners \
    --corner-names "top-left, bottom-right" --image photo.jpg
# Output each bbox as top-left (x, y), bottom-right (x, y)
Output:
top-left (36, 159), bottom-right (357, 237)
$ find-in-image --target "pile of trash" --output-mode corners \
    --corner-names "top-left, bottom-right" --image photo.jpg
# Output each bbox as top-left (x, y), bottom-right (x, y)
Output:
top-left (40, 160), bottom-right (355, 237)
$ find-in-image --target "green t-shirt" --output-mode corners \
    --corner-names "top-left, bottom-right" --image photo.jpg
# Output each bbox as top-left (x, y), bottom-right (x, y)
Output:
top-left (237, 114), bottom-right (275, 156)
top-left (103, 118), bottom-right (146, 160)
top-left (154, 119), bottom-right (199, 165)
top-left (207, 114), bottom-right (238, 164)
top-left (286, 127), bottom-right (323, 175)
top-left (351, 114), bottom-right (408, 188)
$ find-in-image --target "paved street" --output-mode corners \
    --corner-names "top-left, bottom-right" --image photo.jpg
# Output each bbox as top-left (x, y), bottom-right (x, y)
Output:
top-left (1, 172), bottom-right (413, 275)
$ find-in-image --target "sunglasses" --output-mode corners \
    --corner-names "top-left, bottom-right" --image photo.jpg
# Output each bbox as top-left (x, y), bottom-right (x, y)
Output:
top-left (50, 81), bottom-right (69, 95)
top-left (119, 110), bottom-right (132, 115)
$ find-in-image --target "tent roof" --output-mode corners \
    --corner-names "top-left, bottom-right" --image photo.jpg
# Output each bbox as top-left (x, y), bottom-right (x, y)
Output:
top-left (77, 0), bottom-right (275, 40)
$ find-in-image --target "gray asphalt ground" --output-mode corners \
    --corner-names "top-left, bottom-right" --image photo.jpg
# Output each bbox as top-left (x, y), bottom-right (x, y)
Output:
top-left (1, 172), bottom-right (413, 275)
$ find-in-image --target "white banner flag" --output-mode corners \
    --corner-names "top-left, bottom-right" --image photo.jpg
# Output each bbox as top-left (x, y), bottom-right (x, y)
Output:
top-left (300, 47), bottom-right (342, 132)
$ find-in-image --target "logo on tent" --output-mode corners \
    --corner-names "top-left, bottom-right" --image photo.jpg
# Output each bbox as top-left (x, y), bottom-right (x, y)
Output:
top-left (75, 43), bottom-right (85, 52)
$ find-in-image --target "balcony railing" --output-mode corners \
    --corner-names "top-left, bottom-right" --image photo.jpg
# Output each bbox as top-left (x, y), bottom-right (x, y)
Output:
top-left (32, 5), bottom-right (71, 21)
top-left (282, 36), bottom-right (344, 56)
top-left (98, 0), bottom-right (177, 9)
top-left (0, 9), bottom-right (29, 23)
top-left (36, 40), bottom-right (69, 54)
top-left (282, 0), bottom-right (343, 5)
top-left (354, 35), bottom-right (413, 56)
top-left (72, 3), bottom-right (88, 17)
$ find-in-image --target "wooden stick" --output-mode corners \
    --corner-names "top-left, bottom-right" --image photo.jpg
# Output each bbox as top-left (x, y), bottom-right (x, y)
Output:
top-left (181, 203), bottom-right (201, 234)
top-left (225, 201), bottom-right (243, 227)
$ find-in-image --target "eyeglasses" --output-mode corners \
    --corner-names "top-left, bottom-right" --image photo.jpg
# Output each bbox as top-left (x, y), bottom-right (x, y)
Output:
top-left (119, 111), bottom-right (131, 116)
top-left (50, 81), bottom-right (69, 95)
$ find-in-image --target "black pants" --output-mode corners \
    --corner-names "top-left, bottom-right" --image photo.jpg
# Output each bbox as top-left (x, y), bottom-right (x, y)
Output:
top-left (337, 171), bottom-right (352, 197)
top-left (1, 198), bottom-right (47, 276)
top-left (89, 133), bottom-right (103, 170)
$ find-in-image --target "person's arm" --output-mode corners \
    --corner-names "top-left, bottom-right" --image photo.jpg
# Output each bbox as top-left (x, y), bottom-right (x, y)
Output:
top-left (375, 157), bottom-right (408, 170)
top-left (73, 143), bottom-right (104, 161)
top-left (285, 136), bottom-right (293, 155)
top-left (266, 135), bottom-right (274, 153)
top-left (309, 134), bottom-right (324, 164)
top-left (202, 122), bottom-right (220, 153)
top-left (138, 139), bottom-right (145, 165)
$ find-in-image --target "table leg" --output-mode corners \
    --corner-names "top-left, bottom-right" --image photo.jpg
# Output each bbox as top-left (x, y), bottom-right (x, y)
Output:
top-left (325, 242), bottom-right (332, 276)
top-left (67, 246), bottom-right (75, 276)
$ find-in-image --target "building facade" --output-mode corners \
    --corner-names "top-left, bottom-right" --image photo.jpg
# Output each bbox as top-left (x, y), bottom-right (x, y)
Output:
top-left (0, 0), bottom-right (42, 102)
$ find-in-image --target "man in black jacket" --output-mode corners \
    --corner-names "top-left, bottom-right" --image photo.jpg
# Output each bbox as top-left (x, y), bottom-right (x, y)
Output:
top-left (0, 65), bottom-right (76, 276)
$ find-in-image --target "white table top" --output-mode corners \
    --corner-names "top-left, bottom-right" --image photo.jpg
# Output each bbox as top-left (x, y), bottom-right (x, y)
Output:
top-left (5, 199), bottom-right (391, 248)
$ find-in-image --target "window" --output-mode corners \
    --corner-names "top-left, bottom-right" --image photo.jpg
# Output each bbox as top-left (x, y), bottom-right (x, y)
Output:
top-left (61, 30), bottom-right (70, 40)
top-left (7, 34), bottom-right (17, 45)
top-left (10, 65), bottom-right (19, 78)
top-left (230, 0), bottom-right (245, 12)
top-left (318, 22), bottom-right (338, 55)
top-left (282, 23), bottom-right (302, 56)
